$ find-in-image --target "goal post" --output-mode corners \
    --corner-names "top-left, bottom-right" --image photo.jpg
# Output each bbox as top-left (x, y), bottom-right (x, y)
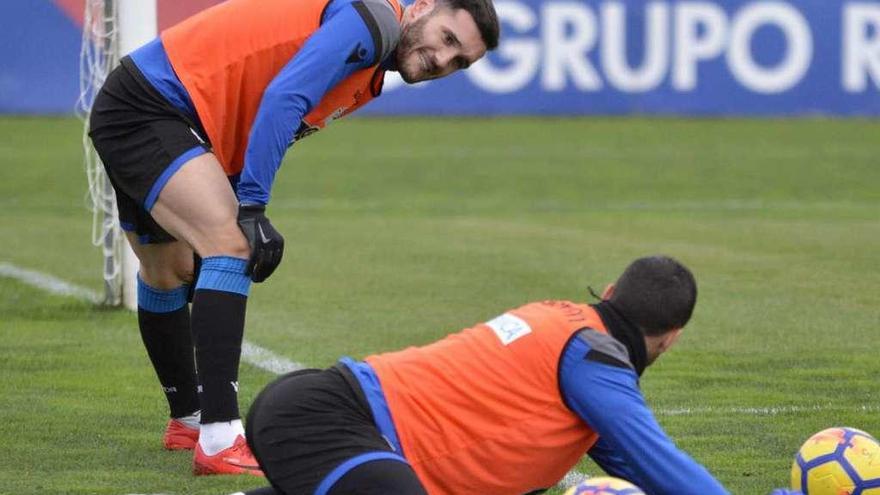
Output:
top-left (79, 0), bottom-right (157, 310)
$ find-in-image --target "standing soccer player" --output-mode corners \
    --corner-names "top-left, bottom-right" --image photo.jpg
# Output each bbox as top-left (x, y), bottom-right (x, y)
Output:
top-left (88, 0), bottom-right (499, 476)
top-left (242, 256), bottom-right (731, 494)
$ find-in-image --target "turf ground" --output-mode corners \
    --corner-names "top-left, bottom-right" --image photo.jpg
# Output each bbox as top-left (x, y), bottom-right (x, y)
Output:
top-left (1, 116), bottom-right (878, 495)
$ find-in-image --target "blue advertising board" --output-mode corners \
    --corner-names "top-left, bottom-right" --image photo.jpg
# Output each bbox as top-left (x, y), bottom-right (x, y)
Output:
top-left (2, 0), bottom-right (879, 115)
top-left (362, 0), bottom-right (880, 115)
top-left (0, 1), bottom-right (82, 114)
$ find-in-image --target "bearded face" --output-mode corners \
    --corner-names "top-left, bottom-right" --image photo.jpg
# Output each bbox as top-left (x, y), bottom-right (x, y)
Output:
top-left (395, 15), bottom-right (434, 83)
top-left (394, 5), bottom-right (487, 84)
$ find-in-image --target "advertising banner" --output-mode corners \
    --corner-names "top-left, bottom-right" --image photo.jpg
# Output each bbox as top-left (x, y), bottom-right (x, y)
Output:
top-left (362, 0), bottom-right (880, 115)
top-left (2, 0), bottom-right (879, 115)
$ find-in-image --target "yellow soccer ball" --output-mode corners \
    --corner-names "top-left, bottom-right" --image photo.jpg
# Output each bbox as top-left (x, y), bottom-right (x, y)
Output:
top-left (563, 476), bottom-right (646, 495)
top-left (791, 427), bottom-right (880, 494)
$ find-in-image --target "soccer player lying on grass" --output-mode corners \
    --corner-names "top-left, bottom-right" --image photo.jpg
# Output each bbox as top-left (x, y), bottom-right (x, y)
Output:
top-left (88, 0), bottom-right (498, 476)
top-left (236, 255), bottom-right (730, 495)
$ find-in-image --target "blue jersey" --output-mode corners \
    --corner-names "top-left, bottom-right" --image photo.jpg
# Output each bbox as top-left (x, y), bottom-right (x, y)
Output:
top-left (560, 335), bottom-right (728, 495)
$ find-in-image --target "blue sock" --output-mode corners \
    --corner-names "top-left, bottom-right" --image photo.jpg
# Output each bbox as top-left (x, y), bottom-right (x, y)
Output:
top-left (195, 256), bottom-right (251, 296)
top-left (136, 276), bottom-right (199, 418)
top-left (138, 275), bottom-right (189, 313)
top-left (192, 256), bottom-right (251, 423)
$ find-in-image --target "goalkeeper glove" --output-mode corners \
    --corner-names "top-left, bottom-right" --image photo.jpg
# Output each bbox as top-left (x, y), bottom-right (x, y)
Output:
top-left (237, 204), bottom-right (284, 283)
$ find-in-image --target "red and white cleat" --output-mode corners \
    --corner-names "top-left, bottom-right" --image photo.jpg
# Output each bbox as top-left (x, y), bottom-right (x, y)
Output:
top-left (163, 418), bottom-right (200, 451)
top-left (192, 435), bottom-right (264, 476)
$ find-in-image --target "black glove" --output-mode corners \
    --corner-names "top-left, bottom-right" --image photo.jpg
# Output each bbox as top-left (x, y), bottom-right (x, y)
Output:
top-left (237, 204), bottom-right (284, 283)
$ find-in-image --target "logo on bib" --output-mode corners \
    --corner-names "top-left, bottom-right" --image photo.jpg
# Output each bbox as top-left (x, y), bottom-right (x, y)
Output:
top-left (486, 313), bottom-right (532, 345)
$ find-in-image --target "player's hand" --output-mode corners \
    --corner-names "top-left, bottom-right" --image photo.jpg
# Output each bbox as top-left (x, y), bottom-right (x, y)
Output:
top-left (769, 489), bottom-right (803, 495)
top-left (237, 204), bottom-right (284, 283)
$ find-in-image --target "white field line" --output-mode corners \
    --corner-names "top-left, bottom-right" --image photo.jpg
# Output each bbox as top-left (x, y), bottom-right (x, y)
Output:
top-left (0, 262), bottom-right (103, 303)
top-left (0, 262), bottom-right (306, 375)
top-left (657, 404), bottom-right (880, 417)
top-left (241, 341), bottom-right (305, 374)
top-left (559, 470), bottom-right (591, 488)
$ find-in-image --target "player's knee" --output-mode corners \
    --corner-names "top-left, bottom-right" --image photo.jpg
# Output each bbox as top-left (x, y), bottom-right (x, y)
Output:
top-left (138, 253), bottom-right (194, 288)
top-left (175, 262), bottom-right (196, 285)
top-left (198, 228), bottom-right (251, 260)
top-left (139, 263), bottom-right (190, 289)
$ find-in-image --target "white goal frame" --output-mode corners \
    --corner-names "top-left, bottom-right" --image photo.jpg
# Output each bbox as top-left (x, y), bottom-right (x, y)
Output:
top-left (79, 0), bottom-right (157, 310)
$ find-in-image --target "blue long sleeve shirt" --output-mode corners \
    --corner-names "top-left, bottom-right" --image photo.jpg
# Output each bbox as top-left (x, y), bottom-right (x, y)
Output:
top-left (559, 333), bottom-right (729, 495)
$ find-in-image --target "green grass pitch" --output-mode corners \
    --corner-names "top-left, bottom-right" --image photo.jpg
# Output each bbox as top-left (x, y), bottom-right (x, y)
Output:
top-left (0, 116), bottom-right (878, 494)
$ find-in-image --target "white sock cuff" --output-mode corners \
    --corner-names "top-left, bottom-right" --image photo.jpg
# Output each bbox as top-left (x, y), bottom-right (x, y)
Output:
top-left (199, 419), bottom-right (245, 455)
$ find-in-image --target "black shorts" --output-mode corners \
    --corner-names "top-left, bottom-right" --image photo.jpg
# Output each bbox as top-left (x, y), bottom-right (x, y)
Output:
top-left (246, 366), bottom-right (427, 495)
top-left (88, 57), bottom-right (210, 244)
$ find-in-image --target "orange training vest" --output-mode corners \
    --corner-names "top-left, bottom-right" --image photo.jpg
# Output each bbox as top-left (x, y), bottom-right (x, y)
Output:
top-left (366, 301), bottom-right (608, 495)
top-left (161, 0), bottom-right (401, 175)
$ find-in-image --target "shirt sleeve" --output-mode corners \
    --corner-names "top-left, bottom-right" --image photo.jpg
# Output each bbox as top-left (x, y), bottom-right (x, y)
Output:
top-left (236, 0), bottom-right (400, 205)
top-left (587, 435), bottom-right (642, 483)
top-left (559, 336), bottom-right (730, 495)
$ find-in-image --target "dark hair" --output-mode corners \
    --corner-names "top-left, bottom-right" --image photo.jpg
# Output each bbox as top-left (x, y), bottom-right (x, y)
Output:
top-left (609, 256), bottom-right (697, 336)
top-left (437, 0), bottom-right (500, 50)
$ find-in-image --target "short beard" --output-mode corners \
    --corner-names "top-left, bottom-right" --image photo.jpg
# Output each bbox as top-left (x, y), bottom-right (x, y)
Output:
top-left (395, 14), bottom-right (430, 83)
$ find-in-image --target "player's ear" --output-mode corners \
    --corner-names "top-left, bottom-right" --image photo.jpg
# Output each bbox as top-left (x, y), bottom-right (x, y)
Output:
top-left (407, 0), bottom-right (437, 19)
top-left (660, 328), bottom-right (683, 352)
top-left (601, 283), bottom-right (615, 300)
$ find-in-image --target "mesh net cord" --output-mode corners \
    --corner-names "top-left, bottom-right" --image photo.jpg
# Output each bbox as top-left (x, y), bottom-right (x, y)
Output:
top-left (78, 0), bottom-right (123, 306)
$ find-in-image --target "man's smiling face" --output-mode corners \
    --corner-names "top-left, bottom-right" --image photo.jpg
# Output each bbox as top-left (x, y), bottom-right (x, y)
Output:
top-left (395, 0), bottom-right (488, 83)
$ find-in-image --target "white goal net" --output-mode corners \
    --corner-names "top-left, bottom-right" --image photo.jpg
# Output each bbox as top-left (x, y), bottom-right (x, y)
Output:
top-left (78, 0), bottom-right (156, 309)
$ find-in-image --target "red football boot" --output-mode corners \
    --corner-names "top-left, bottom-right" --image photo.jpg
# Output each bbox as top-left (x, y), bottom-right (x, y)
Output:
top-left (192, 435), bottom-right (264, 476)
top-left (163, 418), bottom-right (200, 451)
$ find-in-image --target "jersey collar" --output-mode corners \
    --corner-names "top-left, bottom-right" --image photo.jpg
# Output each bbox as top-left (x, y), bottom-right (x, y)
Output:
top-left (591, 301), bottom-right (648, 376)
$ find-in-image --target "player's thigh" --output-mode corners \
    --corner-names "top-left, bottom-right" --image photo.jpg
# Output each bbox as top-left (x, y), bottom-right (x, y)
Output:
top-left (148, 152), bottom-right (249, 259)
top-left (125, 233), bottom-right (194, 289)
top-left (88, 61), bottom-right (230, 259)
top-left (326, 458), bottom-right (428, 495)
top-left (246, 367), bottom-right (399, 495)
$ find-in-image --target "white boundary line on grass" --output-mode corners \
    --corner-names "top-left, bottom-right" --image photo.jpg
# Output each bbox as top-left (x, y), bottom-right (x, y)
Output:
top-left (241, 341), bottom-right (305, 375)
top-left (0, 262), bottom-right (103, 304)
top-left (658, 404), bottom-right (880, 416)
top-left (0, 262), bottom-right (306, 375)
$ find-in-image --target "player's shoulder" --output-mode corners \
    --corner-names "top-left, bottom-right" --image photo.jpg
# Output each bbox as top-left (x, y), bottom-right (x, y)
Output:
top-left (574, 328), bottom-right (634, 372)
top-left (358, 0), bottom-right (403, 18)
top-left (329, 0), bottom-right (402, 62)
